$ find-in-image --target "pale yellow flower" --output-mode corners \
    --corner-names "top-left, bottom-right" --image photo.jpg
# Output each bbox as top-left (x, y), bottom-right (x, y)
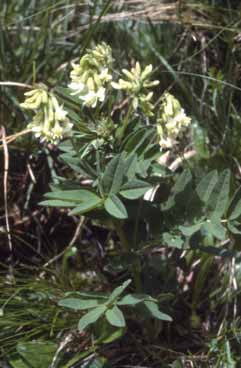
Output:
top-left (21, 86), bottom-right (73, 144)
top-left (68, 43), bottom-right (113, 108)
top-left (20, 84), bottom-right (48, 110)
top-left (112, 62), bottom-right (159, 116)
top-left (157, 93), bottom-right (191, 148)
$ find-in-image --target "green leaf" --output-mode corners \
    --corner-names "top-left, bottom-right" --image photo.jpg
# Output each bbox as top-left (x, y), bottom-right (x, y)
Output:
top-left (97, 327), bottom-right (124, 345)
top-left (95, 317), bottom-right (125, 344)
top-left (105, 306), bottom-right (126, 327)
top-left (144, 301), bottom-right (172, 322)
top-left (44, 189), bottom-right (99, 202)
top-left (55, 86), bottom-right (81, 106)
top-left (40, 200), bottom-right (77, 207)
top-left (131, 294), bottom-right (157, 303)
top-left (41, 189), bottom-right (103, 214)
top-left (124, 153), bottom-right (138, 179)
top-left (162, 233), bottom-right (184, 249)
top-left (228, 185), bottom-right (241, 220)
top-left (179, 223), bottom-right (203, 237)
top-left (136, 159), bottom-right (152, 178)
top-left (208, 169), bottom-right (231, 219)
top-left (171, 170), bottom-right (192, 196)
top-left (143, 143), bottom-right (161, 161)
top-left (69, 197), bottom-right (103, 215)
top-left (60, 155), bottom-right (83, 174)
top-left (108, 279), bottom-right (132, 304)
top-left (78, 305), bottom-right (107, 331)
top-left (227, 221), bottom-right (241, 235)
top-left (120, 179), bottom-right (152, 200)
top-left (164, 169), bottom-right (192, 211)
top-left (16, 341), bottom-right (57, 368)
top-left (58, 298), bottom-right (100, 310)
top-left (123, 127), bottom-right (153, 154)
top-left (151, 163), bottom-right (172, 177)
top-left (65, 291), bottom-right (108, 300)
top-left (104, 194), bottom-right (128, 219)
top-left (206, 220), bottom-right (226, 240)
top-left (102, 154), bottom-right (125, 194)
top-left (42, 188), bottom-right (102, 215)
top-left (196, 170), bottom-right (218, 203)
top-left (117, 294), bottom-right (144, 306)
top-left (229, 198), bottom-right (241, 221)
top-left (78, 160), bottom-right (97, 179)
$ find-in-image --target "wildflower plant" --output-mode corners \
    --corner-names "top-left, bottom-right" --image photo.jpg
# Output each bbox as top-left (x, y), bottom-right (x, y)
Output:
top-left (157, 92), bottom-right (191, 148)
top-left (21, 84), bottom-right (73, 143)
top-left (112, 61), bottom-right (159, 116)
top-left (68, 42), bottom-right (112, 108)
top-left (19, 42), bottom-right (241, 343)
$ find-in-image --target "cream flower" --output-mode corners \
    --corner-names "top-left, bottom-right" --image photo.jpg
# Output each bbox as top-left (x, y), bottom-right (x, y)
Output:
top-left (20, 84), bottom-right (48, 110)
top-left (112, 62), bottom-right (159, 94)
top-left (78, 87), bottom-right (106, 108)
top-left (27, 100), bottom-right (73, 144)
top-left (157, 93), bottom-right (191, 148)
top-left (21, 85), bottom-right (73, 144)
top-left (68, 43), bottom-right (113, 108)
top-left (111, 62), bottom-right (159, 116)
top-left (68, 81), bottom-right (85, 95)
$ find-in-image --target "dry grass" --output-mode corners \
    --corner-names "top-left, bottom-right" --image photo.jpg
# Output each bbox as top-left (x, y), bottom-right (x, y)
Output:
top-left (90, 0), bottom-right (241, 34)
top-left (97, 0), bottom-right (179, 23)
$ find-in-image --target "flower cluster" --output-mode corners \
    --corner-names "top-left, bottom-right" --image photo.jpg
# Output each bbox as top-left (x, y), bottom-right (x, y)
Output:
top-left (68, 42), bottom-right (113, 108)
top-left (21, 84), bottom-right (73, 144)
top-left (96, 116), bottom-right (114, 140)
top-left (111, 62), bottom-right (159, 116)
top-left (21, 43), bottom-right (191, 149)
top-left (157, 93), bottom-right (191, 148)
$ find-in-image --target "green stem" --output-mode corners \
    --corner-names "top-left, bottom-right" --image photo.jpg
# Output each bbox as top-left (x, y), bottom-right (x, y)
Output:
top-left (116, 104), bottom-right (133, 143)
top-left (132, 199), bottom-right (143, 293)
top-left (132, 258), bottom-right (142, 293)
top-left (113, 220), bottom-right (130, 253)
top-left (114, 220), bottom-right (142, 292)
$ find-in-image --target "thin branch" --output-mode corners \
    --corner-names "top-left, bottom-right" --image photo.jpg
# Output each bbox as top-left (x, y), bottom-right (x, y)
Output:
top-left (0, 81), bottom-right (32, 89)
top-left (0, 129), bottom-right (32, 148)
top-left (43, 217), bottom-right (85, 268)
top-left (1, 126), bottom-right (13, 254)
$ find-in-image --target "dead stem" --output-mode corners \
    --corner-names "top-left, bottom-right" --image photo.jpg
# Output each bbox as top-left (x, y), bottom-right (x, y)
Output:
top-left (1, 126), bottom-right (13, 254)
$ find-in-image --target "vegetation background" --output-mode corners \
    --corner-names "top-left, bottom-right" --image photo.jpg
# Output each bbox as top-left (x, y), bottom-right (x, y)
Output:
top-left (1, 0), bottom-right (241, 367)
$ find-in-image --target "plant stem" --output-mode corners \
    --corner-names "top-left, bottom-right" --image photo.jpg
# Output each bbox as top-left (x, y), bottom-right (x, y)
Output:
top-left (113, 220), bottom-right (130, 253)
top-left (116, 104), bottom-right (133, 143)
top-left (132, 258), bottom-right (142, 293)
top-left (114, 220), bottom-right (142, 292)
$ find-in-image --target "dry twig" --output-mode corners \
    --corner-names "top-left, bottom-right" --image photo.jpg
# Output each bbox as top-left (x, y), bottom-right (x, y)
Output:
top-left (1, 126), bottom-right (13, 254)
